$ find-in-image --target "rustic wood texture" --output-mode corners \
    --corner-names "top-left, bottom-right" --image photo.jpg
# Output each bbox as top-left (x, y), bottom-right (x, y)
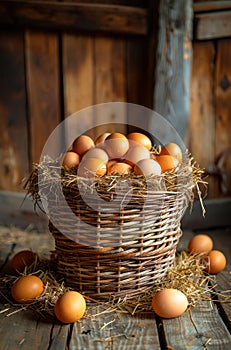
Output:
top-left (70, 309), bottom-right (160, 350)
top-left (162, 301), bottom-right (231, 349)
top-left (153, 0), bottom-right (193, 140)
top-left (0, 0), bottom-right (231, 201)
top-left (126, 36), bottom-right (155, 109)
top-left (189, 38), bottom-right (231, 197)
top-left (214, 39), bottom-right (231, 196)
top-left (62, 34), bottom-right (94, 117)
top-left (25, 29), bottom-right (61, 164)
top-left (0, 31), bottom-right (29, 191)
top-left (94, 36), bottom-right (126, 104)
top-left (193, 1), bottom-right (231, 12)
top-left (189, 41), bottom-right (216, 197)
top-left (195, 10), bottom-right (231, 40)
top-left (0, 0), bottom-right (148, 35)
top-left (0, 227), bottom-right (230, 350)
top-left (62, 33), bottom-right (128, 140)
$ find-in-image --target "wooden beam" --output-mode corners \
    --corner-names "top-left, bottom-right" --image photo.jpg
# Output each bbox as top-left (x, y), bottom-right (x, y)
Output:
top-left (193, 1), bottom-right (231, 13)
top-left (194, 11), bottom-right (231, 40)
top-left (153, 0), bottom-right (193, 140)
top-left (0, 0), bottom-right (148, 35)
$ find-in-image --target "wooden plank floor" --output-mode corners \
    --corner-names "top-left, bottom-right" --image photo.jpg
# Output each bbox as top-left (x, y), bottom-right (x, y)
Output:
top-left (0, 226), bottom-right (230, 350)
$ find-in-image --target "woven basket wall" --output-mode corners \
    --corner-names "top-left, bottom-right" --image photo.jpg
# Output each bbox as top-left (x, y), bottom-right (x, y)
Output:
top-left (42, 159), bottom-right (195, 300)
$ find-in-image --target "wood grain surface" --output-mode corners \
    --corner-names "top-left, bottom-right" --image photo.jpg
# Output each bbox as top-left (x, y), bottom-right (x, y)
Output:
top-left (0, 0), bottom-right (148, 35)
top-left (0, 31), bottom-right (29, 191)
top-left (0, 226), bottom-right (230, 350)
top-left (153, 0), bottom-right (193, 140)
top-left (25, 29), bottom-right (61, 164)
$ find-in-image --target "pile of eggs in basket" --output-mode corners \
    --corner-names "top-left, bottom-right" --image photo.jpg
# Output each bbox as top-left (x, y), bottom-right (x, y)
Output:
top-left (61, 132), bottom-right (183, 177)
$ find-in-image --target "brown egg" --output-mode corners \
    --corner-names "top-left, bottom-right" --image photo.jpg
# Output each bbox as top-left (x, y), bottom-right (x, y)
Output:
top-left (82, 147), bottom-right (109, 163)
top-left (95, 133), bottom-right (111, 146)
top-left (152, 288), bottom-right (188, 318)
top-left (107, 162), bottom-right (133, 175)
top-left (125, 145), bottom-right (150, 166)
top-left (10, 250), bottom-right (37, 272)
top-left (160, 143), bottom-right (183, 162)
top-left (104, 133), bottom-right (129, 158)
top-left (107, 159), bottom-right (118, 169)
top-left (78, 158), bottom-right (107, 177)
top-left (205, 250), bottom-right (226, 274)
top-left (11, 275), bottom-right (44, 304)
top-left (134, 159), bottom-right (162, 176)
top-left (72, 135), bottom-right (95, 156)
top-left (62, 151), bottom-right (81, 168)
top-left (54, 291), bottom-right (86, 324)
top-left (127, 132), bottom-right (152, 151)
top-left (188, 234), bottom-right (213, 254)
top-left (156, 155), bottom-right (179, 173)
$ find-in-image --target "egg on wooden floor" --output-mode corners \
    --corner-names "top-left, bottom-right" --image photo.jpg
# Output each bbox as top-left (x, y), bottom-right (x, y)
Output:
top-left (188, 234), bottom-right (213, 254)
top-left (54, 291), bottom-right (86, 323)
top-left (205, 250), bottom-right (226, 274)
top-left (152, 288), bottom-right (188, 318)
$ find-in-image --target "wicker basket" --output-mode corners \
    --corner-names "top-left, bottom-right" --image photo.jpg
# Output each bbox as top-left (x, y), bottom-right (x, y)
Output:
top-left (29, 153), bottom-right (204, 300)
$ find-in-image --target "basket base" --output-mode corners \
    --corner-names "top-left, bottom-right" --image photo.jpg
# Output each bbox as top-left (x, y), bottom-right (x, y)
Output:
top-left (51, 223), bottom-right (182, 300)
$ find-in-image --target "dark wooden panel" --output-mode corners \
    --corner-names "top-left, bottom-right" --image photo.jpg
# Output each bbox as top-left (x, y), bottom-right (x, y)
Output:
top-left (25, 30), bottom-right (61, 164)
top-left (126, 37), bottom-right (151, 107)
top-left (195, 10), bottom-right (231, 40)
top-left (189, 41), bottom-right (217, 197)
top-left (0, 0), bottom-right (148, 35)
top-left (94, 36), bottom-right (127, 104)
top-left (64, 0), bottom-right (149, 7)
top-left (215, 39), bottom-right (231, 158)
top-left (0, 30), bottom-right (29, 191)
top-left (94, 36), bottom-right (127, 135)
top-left (62, 33), bottom-right (94, 118)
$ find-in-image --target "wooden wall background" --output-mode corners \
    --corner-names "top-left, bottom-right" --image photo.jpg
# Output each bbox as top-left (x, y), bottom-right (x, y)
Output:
top-left (0, 0), bottom-right (231, 200)
top-left (190, 0), bottom-right (231, 198)
top-left (0, 0), bottom-right (155, 193)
